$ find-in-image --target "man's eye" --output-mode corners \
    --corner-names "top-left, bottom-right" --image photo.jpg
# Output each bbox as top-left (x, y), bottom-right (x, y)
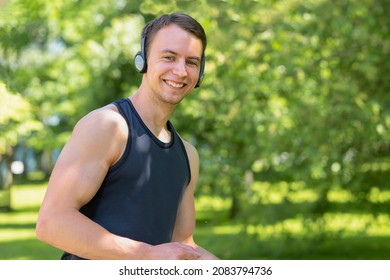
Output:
top-left (163, 56), bottom-right (174, 61)
top-left (187, 60), bottom-right (198, 67)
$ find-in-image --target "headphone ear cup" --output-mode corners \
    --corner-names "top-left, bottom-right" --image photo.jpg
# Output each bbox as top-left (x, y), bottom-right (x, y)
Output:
top-left (134, 36), bottom-right (147, 73)
top-left (134, 51), bottom-right (147, 73)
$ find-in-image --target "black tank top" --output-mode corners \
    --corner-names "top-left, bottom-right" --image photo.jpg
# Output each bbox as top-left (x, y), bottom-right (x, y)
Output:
top-left (62, 98), bottom-right (191, 259)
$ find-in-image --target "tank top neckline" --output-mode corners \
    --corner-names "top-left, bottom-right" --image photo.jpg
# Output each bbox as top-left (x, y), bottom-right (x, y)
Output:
top-left (124, 98), bottom-right (175, 149)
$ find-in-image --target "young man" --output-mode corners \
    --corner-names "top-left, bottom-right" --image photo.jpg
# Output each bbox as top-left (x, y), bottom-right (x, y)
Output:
top-left (36, 13), bottom-right (218, 260)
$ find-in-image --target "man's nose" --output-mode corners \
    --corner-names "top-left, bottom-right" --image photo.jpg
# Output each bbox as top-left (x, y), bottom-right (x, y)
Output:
top-left (172, 60), bottom-right (188, 77)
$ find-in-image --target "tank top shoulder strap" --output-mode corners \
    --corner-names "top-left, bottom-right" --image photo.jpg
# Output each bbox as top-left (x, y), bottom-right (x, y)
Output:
top-left (112, 98), bottom-right (133, 122)
top-left (108, 98), bottom-right (133, 172)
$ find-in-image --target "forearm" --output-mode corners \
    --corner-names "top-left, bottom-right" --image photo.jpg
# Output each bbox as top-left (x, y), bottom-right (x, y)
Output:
top-left (36, 208), bottom-right (149, 260)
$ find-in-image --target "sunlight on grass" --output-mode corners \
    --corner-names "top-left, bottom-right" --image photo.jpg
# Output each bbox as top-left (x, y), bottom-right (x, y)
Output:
top-left (2, 179), bottom-right (390, 259)
top-left (368, 187), bottom-right (390, 203)
top-left (327, 187), bottom-right (355, 203)
top-left (2, 211), bottom-right (37, 225)
top-left (211, 225), bottom-right (242, 235)
top-left (251, 181), bottom-right (319, 204)
top-left (367, 214), bottom-right (390, 236)
top-left (245, 221), bottom-right (305, 238)
top-left (0, 182), bottom-right (52, 259)
top-left (241, 212), bottom-right (390, 241)
top-left (252, 181), bottom-right (390, 206)
top-left (203, 180), bottom-right (390, 259)
top-left (10, 183), bottom-right (47, 209)
top-left (324, 213), bottom-right (374, 234)
top-left (1, 229), bottom-right (35, 242)
top-left (196, 195), bottom-right (230, 211)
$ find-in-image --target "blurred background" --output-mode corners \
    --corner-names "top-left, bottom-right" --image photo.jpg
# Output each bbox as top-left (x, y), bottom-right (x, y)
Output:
top-left (0, 0), bottom-right (389, 260)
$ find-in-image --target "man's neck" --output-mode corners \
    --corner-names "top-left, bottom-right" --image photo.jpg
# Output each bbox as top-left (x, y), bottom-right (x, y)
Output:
top-left (129, 91), bottom-right (175, 142)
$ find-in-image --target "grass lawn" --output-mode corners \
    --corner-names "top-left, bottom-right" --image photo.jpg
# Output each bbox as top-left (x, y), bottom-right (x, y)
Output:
top-left (1, 179), bottom-right (390, 260)
top-left (194, 183), bottom-right (390, 260)
top-left (0, 180), bottom-right (62, 259)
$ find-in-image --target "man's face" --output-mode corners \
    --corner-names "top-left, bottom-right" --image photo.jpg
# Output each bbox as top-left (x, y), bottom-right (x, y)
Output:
top-left (144, 24), bottom-right (203, 105)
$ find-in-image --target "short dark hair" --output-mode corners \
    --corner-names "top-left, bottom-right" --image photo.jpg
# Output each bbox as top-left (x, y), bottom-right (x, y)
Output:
top-left (141, 12), bottom-right (207, 56)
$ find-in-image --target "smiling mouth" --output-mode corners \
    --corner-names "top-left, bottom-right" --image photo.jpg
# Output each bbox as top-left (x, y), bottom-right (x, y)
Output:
top-left (164, 79), bottom-right (186, 88)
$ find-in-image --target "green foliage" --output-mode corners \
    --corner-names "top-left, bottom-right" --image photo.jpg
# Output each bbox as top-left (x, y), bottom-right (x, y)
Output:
top-left (1, 0), bottom-right (145, 150)
top-left (1, 0), bottom-right (389, 224)
top-left (0, 82), bottom-right (42, 154)
top-left (165, 0), bottom-right (389, 217)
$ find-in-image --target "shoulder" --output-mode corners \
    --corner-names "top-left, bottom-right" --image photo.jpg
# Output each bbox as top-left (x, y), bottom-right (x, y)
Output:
top-left (69, 103), bottom-right (128, 165)
top-left (73, 104), bottom-right (127, 138)
top-left (77, 103), bottom-right (124, 128)
top-left (181, 139), bottom-right (199, 165)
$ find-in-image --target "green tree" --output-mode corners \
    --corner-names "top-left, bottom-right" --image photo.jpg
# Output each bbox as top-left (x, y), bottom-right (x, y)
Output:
top-left (0, 82), bottom-right (42, 189)
top-left (0, 0), bottom-right (145, 174)
top-left (1, 0), bottom-right (389, 222)
top-left (139, 0), bottom-right (390, 219)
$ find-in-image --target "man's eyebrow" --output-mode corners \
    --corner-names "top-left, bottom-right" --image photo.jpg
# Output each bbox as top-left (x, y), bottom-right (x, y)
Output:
top-left (161, 49), bottom-right (177, 55)
top-left (188, 56), bottom-right (201, 62)
top-left (161, 49), bottom-right (201, 61)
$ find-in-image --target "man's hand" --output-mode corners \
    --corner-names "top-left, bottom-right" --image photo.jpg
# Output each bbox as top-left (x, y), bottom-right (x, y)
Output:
top-left (147, 242), bottom-right (201, 260)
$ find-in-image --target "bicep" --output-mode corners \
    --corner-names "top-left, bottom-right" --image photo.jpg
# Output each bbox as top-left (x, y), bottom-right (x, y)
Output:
top-left (41, 110), bottom-right (126, 211)
top-left (44, 143), bottom-right (108, 210)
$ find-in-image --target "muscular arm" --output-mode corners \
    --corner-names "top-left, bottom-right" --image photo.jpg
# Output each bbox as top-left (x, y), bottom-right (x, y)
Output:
top-left (172, 141), bottom-right (219, 260)
top-left (36, 106), bottom-right (144, 259)
top-left (36, 106), bottom-right (199, 260)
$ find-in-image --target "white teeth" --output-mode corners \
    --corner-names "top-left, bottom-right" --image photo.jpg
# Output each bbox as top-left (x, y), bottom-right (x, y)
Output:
top-left (165, 80), bottom-right (184, 88)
